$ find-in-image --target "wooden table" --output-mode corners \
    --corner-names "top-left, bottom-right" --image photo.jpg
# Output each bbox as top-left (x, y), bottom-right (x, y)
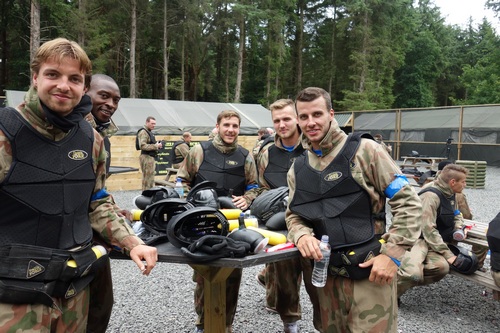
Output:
top-left (115, 241), bottom-right (299, 333)
top-left (400, 156), bottom-right (448, 170)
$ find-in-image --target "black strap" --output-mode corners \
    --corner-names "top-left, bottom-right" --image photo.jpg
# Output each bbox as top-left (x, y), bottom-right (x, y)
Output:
top-left (180, 235), bottom-right (250, 262)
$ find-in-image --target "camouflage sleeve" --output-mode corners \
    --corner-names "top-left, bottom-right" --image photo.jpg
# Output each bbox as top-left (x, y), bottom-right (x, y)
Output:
top-left (456, 192), bottom-right (473, 220)
top-left (89, 131), bottom-right (144, 255)
top-left (241, 152), bottom-right (261, 204)
top-left (285, 163), bottom-right (314, 243)
top-left (138, 129), bottom-right (158, 152)
top-left (0, 129), bottom-right (12, 183)
top-left (256, 144), bottom-right (271, 189)
top-left (177, 144), bottom-right (203, 188)
top-left (355, 140), bottom-right (422, 260)
top-left (420, 191), bottom-right (455, 259)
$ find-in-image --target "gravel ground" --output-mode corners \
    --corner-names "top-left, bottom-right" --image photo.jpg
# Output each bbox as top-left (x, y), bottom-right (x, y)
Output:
top-left (106, 167), bottom-right (500, 333)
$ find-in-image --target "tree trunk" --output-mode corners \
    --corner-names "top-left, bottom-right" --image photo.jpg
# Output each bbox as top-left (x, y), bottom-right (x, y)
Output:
top-left (30, 0), bottom-right (40, 65)
top-left (181, 33), bottom-right (185, 101)
top-left (78, 0), bottom-right (85, 45)
top-left (234, 18), bottom-right (245, 103)
top-left (130, 0), bottom-right (137, 98)
top-left (163, 0), bottom-right (169, 100)
top-left (295, 2), bottom-right (304, 92)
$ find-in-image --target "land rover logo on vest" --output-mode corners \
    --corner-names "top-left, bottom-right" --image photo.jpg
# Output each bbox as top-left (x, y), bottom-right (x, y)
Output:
top-left (26, 260), bottom-right (45, 278)
top-left (68, 150), bottom-right (88, 160)
top-left (324, 172), bottom-right (342, 181)
top-left (226, 160), bottom-right (239, 166)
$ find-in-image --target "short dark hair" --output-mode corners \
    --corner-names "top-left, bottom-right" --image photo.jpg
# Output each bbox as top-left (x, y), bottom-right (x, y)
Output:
top-left (217, 110), bottom-right (241, 125)
top-left (295, 87), bottom-right (332, 111)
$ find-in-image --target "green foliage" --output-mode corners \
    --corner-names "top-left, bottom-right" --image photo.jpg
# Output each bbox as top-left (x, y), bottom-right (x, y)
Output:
top-left (1, 0), bottom-right (499, 109)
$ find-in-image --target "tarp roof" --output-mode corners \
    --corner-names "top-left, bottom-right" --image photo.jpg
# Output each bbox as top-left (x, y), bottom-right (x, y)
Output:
top-left (6, 90), bottom-right (353, 135)
top-left (5, 90), bottom-right (275, 136)
top-left (353, 106), bottom-right (500, 131)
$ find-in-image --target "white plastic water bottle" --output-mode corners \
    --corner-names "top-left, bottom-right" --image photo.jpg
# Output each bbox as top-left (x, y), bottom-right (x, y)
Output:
top-left (174, 177), bottom-right (184, 198)
top-left (311, 235), bottom-right (331, 288)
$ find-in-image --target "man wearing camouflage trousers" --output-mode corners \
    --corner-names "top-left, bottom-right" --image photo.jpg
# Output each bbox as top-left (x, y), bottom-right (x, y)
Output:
top-left (0, 37), bottom-right (157, 332)
top-left (137, 116), bottom-right (162, 190)
top-left (255, 98), bottom-right (305, 333)
top-left (286, 87), bottom-right (422, 332)
top-left (177, 109), bottom-right (260, 333)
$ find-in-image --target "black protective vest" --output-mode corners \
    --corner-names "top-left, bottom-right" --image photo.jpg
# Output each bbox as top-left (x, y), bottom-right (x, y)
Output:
top-left (136, 128), bottom-right (157, 157)
top-left (103, 136), bottom-right (111, 173)
top-left (0, 107), bottom-right (96, 250)
top-left (289, 133), bottom-right (375, 250)
top-left (263, 143), bottom-right (305, 189)
top-left (193, 141), bottom-right (247, 196)
top-left (171, 140), bottom-right (188, 164)
top-left (419, 187), bottom-right (456, 242)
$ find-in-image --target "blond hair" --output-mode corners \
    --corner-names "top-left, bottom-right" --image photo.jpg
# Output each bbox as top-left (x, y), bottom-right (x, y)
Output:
top-left (31, 38), bottom-right (92, 85)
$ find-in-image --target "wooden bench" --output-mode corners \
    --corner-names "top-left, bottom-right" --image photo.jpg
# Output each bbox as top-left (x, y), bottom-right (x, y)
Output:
top-left (155, 167), bottom-right (178, 187)
top-left (450, 219), bottom-right (500, 300)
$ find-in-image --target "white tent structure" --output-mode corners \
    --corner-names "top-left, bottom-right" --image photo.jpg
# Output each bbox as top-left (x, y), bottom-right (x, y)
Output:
top-left (5, 90), bottom-right (274, 135)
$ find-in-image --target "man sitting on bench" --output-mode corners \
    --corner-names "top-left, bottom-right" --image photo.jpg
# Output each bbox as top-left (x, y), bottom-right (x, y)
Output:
top-left (397, 164), bottom-right (475, 300)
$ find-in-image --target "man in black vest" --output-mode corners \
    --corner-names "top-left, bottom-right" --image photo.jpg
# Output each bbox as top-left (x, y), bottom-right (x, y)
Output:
top-left (171, 131), bottom-right (192, 168)
top-left (254, 98), bottom-right (305, 333)
top-left (177, 109), bottom-right (260, 333)
top-left (85, 73), bottom-right (132, 333)
top-left (137, 116), bottom-right (162, 190)
top-left (398, 164), bottom-right (469, 297)
top-left (0, 37), bottom-right (157, 332)
top-left (287, 87), bottom-right (422, 332)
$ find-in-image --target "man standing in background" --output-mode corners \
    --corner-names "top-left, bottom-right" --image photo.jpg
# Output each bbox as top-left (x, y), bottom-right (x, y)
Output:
top-left (137, 116), bottom-right (162, 190)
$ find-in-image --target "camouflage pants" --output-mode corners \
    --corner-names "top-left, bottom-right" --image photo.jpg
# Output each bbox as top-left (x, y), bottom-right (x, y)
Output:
top-left (0, 287), bottom-right (89, 333)
top-left (193, 268), bottom-right (242, 329)
top-left (139, 154), bottom-right (156, 191)
top-left (301, 256), bottom-right (398, 333)
top-left (261, 257), bottom-right (302, 323)
top-left (87, 257), bottom-right (114, 333)
top-left (397, 239), bottom-right (449, 297)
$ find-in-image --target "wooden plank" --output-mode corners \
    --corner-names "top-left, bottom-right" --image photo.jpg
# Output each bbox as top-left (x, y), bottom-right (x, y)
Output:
top-left (450, 269), bottom-right (500, 293)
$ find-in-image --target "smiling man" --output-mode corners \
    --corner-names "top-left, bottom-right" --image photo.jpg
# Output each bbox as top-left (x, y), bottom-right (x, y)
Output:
top-left (285, 87), bottom-right (422, 333)
top-left (177, 109), bottom-right (260, 333)
top-left (85, 74), bottom-right (121, 174)
top-left (0, 38), bottom-right (157, 332)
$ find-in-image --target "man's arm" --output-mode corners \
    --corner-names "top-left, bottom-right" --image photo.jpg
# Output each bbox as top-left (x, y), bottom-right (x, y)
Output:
top-left (90, 132), bottom-right (157, 274)
top-left (420, 191), bottom-right (455, 260)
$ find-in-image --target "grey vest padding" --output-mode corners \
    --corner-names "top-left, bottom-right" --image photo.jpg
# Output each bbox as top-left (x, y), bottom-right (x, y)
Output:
top-left (194, 141), bottom-right (247, 196)
top-left (171, 140), bottom-right (188, 164)
top-left (289, 133), bottom-right (375, 250)
top-left (0, 107), bottom-right (95, 250)
top-left (263, 144), bottom-right (305, 188)
top-left (419, 187), bottom-right (455, 242)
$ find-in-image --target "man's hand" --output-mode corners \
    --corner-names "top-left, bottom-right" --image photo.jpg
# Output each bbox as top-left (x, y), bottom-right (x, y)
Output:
top-left (296, 235), bottom-right (323, 261)
top-left (359, 254), bottom-right (397, 286)
top-left (232, 195), bottom-right (248, 210)
top-left (130, 244), bottom-right (158, 276)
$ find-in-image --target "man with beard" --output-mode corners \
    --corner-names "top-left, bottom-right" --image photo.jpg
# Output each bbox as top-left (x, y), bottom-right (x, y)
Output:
top-left (177, 110), bottom-right (260, 333)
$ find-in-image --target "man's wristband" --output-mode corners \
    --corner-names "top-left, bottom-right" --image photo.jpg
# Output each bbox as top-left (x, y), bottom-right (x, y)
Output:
top-left (390, 257), bottom-right (401, 267)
